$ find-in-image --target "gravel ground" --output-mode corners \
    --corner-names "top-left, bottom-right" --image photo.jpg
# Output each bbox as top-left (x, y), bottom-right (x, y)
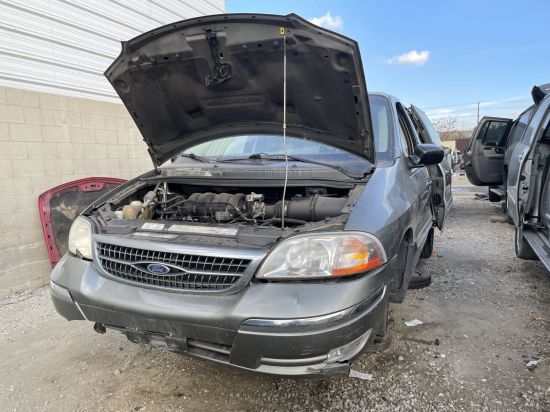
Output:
top-left (1, 176), bottom-right (549, 411)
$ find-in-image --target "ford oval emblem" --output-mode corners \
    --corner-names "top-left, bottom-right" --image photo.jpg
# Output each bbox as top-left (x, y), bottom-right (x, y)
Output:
top-left (146, 263), bottom-right (170, 274)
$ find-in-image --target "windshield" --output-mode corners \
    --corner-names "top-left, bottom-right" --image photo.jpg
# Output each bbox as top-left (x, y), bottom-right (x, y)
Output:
top-left (177, 94), bottom-right (392, 173)
top-left (179, 135), bottom-right (369, 174)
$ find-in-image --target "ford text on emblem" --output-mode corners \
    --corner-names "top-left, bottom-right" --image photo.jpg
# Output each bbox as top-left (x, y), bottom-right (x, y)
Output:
top-left (146, 263), bottom-right (170, 274)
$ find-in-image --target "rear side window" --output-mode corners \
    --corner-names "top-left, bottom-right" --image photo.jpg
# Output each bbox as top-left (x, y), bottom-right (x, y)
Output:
top-left (507, 108), bottom-right (533, 148)
top-left (478, 121), bottom-right (511, 147)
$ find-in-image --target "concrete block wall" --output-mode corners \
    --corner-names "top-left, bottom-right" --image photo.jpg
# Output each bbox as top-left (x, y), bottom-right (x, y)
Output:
top-left (0, 86), bottom-right (152, 296)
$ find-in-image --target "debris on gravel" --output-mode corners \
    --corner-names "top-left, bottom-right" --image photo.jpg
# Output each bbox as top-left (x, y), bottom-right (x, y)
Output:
top-left (527, 360), bottom-right (540, 371)
top-left (489, 215), bottom-right (507, 223)
top-left (349, 370), bottom-right (374, 381)
top-left (404, 319), bottom-right (424, 327)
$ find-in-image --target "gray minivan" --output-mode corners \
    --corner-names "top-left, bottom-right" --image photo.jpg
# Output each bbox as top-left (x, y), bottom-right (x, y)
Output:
top-left (50, 13), bottom-right (444, 376)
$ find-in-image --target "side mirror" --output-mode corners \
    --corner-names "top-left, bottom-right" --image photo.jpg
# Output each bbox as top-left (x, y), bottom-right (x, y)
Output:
top-left (410, 143), bottom-right (444, 167)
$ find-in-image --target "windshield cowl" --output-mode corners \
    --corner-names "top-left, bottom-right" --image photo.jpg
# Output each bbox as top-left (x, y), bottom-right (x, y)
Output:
top-left (214, 154), bottom-right (372, 179)
top-left (162, 159), bottom-right (372, 181)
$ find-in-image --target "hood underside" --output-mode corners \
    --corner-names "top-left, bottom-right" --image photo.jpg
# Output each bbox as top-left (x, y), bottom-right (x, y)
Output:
top-left (106, 13), bottom-right (374, 165)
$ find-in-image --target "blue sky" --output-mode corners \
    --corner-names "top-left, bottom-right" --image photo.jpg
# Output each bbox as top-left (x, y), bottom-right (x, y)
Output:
top-left (227, 0), bottom-right (550, 128)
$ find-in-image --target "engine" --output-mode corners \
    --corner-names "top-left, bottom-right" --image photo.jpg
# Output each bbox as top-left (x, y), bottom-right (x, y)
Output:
top-left (119, 185), bottom-right (348, 226)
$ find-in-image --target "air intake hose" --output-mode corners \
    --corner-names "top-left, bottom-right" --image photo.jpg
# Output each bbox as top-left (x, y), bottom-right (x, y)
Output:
top-left (264, 195), bottom-right (347, 221)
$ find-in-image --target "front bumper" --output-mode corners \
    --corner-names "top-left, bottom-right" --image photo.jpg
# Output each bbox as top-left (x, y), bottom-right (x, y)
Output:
top-left (51, 254), bottom-right (390, 376)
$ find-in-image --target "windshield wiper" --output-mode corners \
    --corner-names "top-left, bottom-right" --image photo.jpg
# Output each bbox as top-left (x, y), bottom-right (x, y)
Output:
top-left (217, 153), bottom-right (373, 179)
top-left (176, 153), bottom-right (213, 163)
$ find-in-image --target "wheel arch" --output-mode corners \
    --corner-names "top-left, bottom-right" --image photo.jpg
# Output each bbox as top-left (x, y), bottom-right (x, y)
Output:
top-left (388, 227), bottom-right (415, 303)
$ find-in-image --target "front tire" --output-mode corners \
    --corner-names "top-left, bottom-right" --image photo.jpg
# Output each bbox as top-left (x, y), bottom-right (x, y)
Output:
top-left (515, 226), bottom-right (536, 260)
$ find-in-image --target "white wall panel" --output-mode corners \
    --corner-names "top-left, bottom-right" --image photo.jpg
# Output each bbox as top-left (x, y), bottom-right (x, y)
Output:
top-left (0, 0), bottom-right (226, 101)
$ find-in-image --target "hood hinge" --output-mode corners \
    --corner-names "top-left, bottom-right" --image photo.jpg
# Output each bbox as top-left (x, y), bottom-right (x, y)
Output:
top-left (361, 128), bottom-right (373, 156)
top-left (148, 148), bottom-right (160, 173)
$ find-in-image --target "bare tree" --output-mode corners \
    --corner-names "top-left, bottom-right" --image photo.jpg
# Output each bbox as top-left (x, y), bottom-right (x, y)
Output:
top-left (432, 117), bottom-right (459, 141)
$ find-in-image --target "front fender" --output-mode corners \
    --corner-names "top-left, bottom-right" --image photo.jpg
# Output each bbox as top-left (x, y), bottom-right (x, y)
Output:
top-left (345, 161), bottom-right (417, 260)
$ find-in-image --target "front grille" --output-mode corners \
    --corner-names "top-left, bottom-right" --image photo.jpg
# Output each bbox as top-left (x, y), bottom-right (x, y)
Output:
top-left (96, 242), bottom-right (251, 291)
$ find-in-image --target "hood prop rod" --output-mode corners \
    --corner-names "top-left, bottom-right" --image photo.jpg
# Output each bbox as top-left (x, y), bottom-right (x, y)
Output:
top-left (280, 27), bottom-right (288, 229)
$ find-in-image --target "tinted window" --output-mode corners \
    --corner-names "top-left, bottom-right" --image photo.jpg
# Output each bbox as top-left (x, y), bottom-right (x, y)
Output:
top-left (479, 121), bottom-right (511, 146)
top-left (507, 108), bottom-right (533, 148)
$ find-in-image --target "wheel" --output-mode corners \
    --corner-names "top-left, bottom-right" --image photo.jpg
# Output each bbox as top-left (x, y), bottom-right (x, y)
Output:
top-left (515, 226), bottom-right (536, 260)
top-left (419, 227), bottom-right (434, 259)
top-left (488, 186), bottom-right (501, 202)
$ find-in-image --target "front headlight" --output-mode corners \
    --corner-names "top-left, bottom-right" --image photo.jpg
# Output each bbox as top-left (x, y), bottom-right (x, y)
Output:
top-left (68, 216), bottom-right (93, 260)
top-left (256, 232), bottom-right (386, 280)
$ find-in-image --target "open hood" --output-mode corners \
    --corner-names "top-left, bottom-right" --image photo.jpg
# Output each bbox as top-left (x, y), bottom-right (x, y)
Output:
top-left (106, 13), bottom-right (374, 166)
